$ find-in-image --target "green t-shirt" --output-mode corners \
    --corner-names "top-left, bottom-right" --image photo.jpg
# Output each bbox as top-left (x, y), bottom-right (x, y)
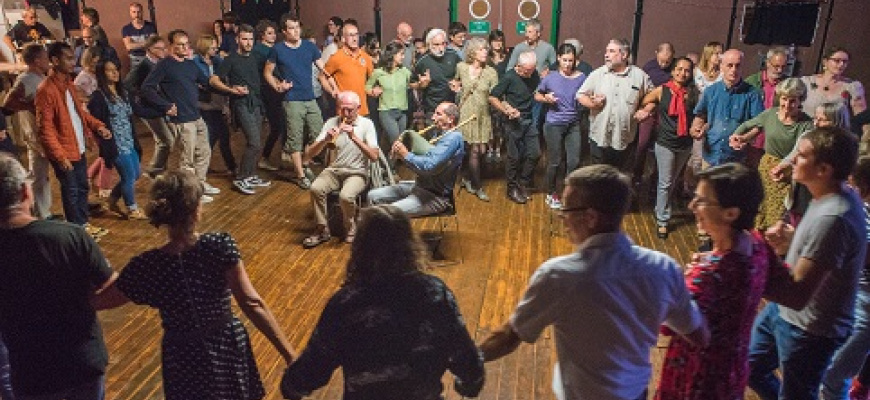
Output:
top-left (734, 108), bottom-right (813, 159)
top-left (366, 67), bottom-right (411, 111)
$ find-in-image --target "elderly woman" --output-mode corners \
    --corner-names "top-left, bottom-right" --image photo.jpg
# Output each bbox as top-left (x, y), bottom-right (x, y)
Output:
top-left (656, 162), bottom-right (775, 400)
top-left (281, 205), bottom-right (484, 400)
top-left (92, 170), bottom-right (295, 399)
top-left (455, 37), bottom-right (498, 201)
top-left (729, 77), bottom-right (813, 230)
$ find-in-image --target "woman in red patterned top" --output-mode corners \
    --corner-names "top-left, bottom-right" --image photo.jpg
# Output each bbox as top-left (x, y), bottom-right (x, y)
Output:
top-left (656, 162), bottom-right (779, 400)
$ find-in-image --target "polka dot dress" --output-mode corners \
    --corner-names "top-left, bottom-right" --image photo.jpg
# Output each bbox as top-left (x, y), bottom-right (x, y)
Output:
top-left (118, 232), bottom-right (266, 400)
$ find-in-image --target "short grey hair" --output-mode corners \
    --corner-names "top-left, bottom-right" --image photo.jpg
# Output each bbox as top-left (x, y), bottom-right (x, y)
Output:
top-left (337, 90), bottom-right (361, 107)
top-left (425, 28), bottom-right (446, 46)
top-left (0, 153), bottom-right (27, 212)
top-left (609, 38), bottom-right (632, 63)
top-left (441, 102), bottom-right (460, 124)
top-left (775, 78), bottom-right (807, 101)
top-left (517, 51), bottom-right (537, 67)
top-left (525, 18), bottom-right (542, 32)
top-left (767, 46), bottom-right (788, 60)
top-left (563, 38), bottom-right (583, 56)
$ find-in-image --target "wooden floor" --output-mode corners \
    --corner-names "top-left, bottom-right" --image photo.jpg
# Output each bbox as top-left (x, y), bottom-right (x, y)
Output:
top-left (58, 128), bottom-right (763, 400)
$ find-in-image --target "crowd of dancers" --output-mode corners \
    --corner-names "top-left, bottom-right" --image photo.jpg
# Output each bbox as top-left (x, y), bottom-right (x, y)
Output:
top-left (1, 2), bottom-right (870, 400)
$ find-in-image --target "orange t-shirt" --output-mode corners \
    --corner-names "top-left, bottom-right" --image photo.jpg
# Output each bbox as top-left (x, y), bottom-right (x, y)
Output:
top-left (324, 48), bottom-right (374, 115)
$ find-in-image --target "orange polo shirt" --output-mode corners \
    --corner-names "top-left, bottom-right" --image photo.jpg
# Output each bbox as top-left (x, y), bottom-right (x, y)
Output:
top-left (324, 48), bottom-right (373, 115)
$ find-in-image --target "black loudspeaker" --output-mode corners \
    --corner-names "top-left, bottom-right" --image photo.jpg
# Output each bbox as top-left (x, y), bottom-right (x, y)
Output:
top-left (741, 2), bottom-right (820, 47)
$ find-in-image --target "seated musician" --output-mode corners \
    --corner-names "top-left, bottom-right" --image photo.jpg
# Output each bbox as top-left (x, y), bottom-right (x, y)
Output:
top-left (368, 101), bottom-right (465, 217)
top-left (302, 91), bottom-right (380, 248)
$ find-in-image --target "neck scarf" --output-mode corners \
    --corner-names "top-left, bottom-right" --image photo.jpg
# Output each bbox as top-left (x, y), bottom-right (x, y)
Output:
top-left (664, 80), bottom-right (688, 136)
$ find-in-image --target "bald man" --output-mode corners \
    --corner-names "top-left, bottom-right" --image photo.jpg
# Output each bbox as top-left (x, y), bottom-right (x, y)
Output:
top-left (394, 22), bottom-right (414, 69)
top-left (691, 49), bottom-right (763, 167)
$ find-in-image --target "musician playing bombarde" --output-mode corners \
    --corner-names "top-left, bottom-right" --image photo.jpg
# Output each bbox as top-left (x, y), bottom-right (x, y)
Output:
top-left (368, 102), bottom-right (465, 217)
top-left (301, 91), bottom-right (380, 249)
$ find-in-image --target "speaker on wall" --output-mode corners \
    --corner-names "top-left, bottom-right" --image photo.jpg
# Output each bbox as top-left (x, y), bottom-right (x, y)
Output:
top-left (741, 2), bottom-right (820, 47)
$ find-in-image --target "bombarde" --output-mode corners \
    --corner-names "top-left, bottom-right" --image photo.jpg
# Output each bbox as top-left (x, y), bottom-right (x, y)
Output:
top-left (397, 114), bottom-right (478, 155)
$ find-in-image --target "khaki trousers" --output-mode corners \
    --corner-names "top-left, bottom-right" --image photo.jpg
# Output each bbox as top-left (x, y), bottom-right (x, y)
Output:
top-left (310, 167), bottom-right (367, 231)
top-left (168, 118), bottom-right (211, 182)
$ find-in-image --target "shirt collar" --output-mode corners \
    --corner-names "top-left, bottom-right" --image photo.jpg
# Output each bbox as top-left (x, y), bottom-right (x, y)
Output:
top-left (575, 231), bottom-right (631, 254)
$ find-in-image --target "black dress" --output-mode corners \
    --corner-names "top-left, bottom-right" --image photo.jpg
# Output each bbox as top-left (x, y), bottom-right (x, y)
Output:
top-left (118, 232), bottom-right (265, 400)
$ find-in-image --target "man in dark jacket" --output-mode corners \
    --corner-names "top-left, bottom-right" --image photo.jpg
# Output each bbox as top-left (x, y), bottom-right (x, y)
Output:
top-left (125, 35), bottom-right (172, 178)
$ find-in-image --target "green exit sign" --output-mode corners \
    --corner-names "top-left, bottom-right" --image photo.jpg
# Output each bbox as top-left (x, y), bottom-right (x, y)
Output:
top-left (516, 20), bottom-right (528, 35)
top-left (468, 20), bottom-right (491, 35)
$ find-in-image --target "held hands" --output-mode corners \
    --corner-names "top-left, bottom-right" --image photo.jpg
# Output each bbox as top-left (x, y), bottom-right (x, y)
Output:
top-left (0, 130), bottom-right (6, 140)
top-left (589, 93), bottom-right (606, 109)
top-left (729, 134), bottom-right (749, 150)
top-left (769, 162), bottom-right (792, 182)
top-left (418, 69), bottom-right (432, 87)
top-left (275, 80), bottom-right (293, 93)
top-left (765, 220), bottom-right (795, 256)
top-left (503, 104), bottom-right (521, 119)
top-left (690, 123), bottom-right (708, 139)
top-left (59, 159), bottom-right (73, 171)
top-left (542, 92), bottom-right (559, 104)
top-left (370, 86), bottom-right (383, 97)
top-left (633, 108), bottom-right (652, 122)
top-left (166, 104), bottom-right (178, 117)
top-left (97, 127), bottom-right (112, 139)
top-left (449, 79), bottom-right (462, 93)
top-left (232, 85), bottom-right (249, 96)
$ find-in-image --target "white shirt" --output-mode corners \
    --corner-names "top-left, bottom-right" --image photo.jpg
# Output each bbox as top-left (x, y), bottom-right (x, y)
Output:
top-left (315, 116), bottom-right (379, 171)
top-left (65, 90), bottom-right (86, 154)
top-left (577, 65), bottom-right (652, 150)
top-left (510, 232), bottom-right (703, 400)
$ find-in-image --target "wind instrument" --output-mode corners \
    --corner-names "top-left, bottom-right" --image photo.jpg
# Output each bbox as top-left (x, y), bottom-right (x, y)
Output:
top-left (328, 116), bottom-right (352, 148)
top-left (397, 114), bottom-right (478, 155)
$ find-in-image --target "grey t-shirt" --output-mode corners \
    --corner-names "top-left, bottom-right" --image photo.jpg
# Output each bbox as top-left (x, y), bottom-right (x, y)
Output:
top-left (507, 40), bottom-right (557, 72)
top-left (315, 116), bottom-right (380, 172)
top-left (779, 186), bottom-right (867, 338)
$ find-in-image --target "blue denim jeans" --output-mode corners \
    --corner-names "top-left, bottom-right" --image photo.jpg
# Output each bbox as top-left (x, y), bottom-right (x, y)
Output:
top-left (653, 143), bottom-right (692, 226)
top-left (822, 289), bottom-right (870, 400)
top-left (51, 155), bottom-right (89, 225)
top-left (110, 152), bottom-right (140, 209)
top-left (15, 375), bottom-right (104, 400)
top-left (748, 303), bottom-right (847, 400)
top-left (367, 181), bottom-right (450, 218)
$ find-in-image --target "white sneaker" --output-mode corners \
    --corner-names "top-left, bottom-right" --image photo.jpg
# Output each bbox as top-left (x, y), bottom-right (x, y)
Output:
top-left (545, 194), bottom-right (562, 209)
top-left (201, 194), bottom-right (214, 203)
top-left (233, 179), bottom-right (255, 195)
top-left (245, 176), bottom-right (272, 187)
top-left (202, 182), bottom-right (221, 195)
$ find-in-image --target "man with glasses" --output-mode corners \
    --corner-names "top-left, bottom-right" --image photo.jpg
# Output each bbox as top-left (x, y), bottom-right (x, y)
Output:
top-left (142, 29), bottom-right (220, 202)
top-left (302, 91), bottom-right (380, 248)
top-left (3, 7), bottom-right (52, 53)
top-left (744, 47), bottom-right (790, 167)
top-left (480, 164), bottom-right (708, 400)
top-left (410, 28), bottom-right (460, 122)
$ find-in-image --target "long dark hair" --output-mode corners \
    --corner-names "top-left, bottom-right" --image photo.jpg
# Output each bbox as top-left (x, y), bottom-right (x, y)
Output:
top-left (95, 60), bottom-right (126, 101)
top-left (345, 205), bottom-right (427, 285)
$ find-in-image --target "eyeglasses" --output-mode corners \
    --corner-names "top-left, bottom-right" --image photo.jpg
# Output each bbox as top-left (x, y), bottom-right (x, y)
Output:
top-left (828, 58), bottom-right (849, 64)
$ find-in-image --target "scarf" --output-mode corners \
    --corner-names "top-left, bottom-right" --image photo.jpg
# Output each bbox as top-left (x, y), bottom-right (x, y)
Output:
top-left (664, 80), bottom-right (689, 136)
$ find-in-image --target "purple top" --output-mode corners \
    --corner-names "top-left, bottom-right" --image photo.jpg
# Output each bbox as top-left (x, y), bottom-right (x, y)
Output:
top-left (536, 71), bottom-right (586, 125)
top-left (642, 58), bottom-right (673, 87)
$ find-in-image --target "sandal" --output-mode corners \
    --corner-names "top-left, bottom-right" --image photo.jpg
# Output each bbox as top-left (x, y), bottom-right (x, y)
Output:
top-left (302, 231), bottom-right (331, 249)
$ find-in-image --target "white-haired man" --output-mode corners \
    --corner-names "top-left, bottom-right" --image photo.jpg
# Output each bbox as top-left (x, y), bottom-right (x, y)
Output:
top-left (302, 91), bottom-right (380, 248)
top-left (489, 51), bottom-right (541, 204)
top-left (577, 38), bottom-right (653, 169)
top-left (410, 28), bottom-right (461, 120)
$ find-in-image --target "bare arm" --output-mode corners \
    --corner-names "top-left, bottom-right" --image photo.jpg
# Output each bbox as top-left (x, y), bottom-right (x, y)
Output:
top-left (227, 260), bottom-right (296, 364)
top-left (122, 37), bottom-right (146, 52)
top-left (763, 256), bottom-right (832, 310)
top-left (576, 93), bottom-right (598, 109)
top-left (90, 272), bottom-right (131, 310)
top-left (478, 322), bottom-right (522, 362)
top-left (208, 75), bottom-right (243, 96)
top-left (263, 61), bottom-right (281, 92)
top-left (3, 36), bottom-right (15, 55)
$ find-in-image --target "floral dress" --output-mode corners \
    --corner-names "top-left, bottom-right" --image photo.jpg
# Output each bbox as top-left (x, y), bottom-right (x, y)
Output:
top-left (117, 233), bottom-right (265, 400)
top-left (656, 230), bottom-right (774, 400)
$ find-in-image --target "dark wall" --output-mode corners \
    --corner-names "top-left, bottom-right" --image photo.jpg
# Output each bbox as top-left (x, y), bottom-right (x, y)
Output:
top-left (85, 0), bottom-right (869, 86)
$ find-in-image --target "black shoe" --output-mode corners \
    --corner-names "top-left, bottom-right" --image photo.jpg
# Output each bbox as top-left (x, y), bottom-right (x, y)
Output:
top-left (518, 186), bottom-right (532, 202)
top-left (657, 225), bottom-right (669, 239)
top-left (507, 187), bottom-right (527, 204)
